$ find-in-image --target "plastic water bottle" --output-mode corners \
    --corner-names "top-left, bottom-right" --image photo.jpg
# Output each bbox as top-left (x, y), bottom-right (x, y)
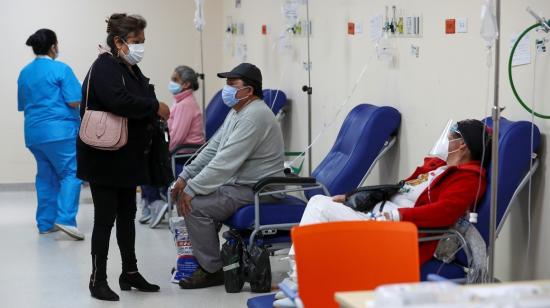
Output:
top-left (169, 217), bottom-right (199, 283)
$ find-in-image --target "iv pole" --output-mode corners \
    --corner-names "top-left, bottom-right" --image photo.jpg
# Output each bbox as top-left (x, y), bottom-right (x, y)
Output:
top-left (487, 0), bottom-right (501, 283)
top-left (301, 0), bottom-right (313, 175)
top-left (199, 28), bottom-right (206, 116)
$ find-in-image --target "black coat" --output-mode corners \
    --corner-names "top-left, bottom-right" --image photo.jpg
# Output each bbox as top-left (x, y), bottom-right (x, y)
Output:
top-left (77, 53), bottom-right (159, 187)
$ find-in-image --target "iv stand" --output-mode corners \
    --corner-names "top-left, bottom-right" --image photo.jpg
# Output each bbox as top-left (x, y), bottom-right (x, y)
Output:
top-left (199, 28), bottom-right (206, 118)
top-left (301, 0), bottom-right (313, 176)
top-left (488, 0), bottom-right (501, 283)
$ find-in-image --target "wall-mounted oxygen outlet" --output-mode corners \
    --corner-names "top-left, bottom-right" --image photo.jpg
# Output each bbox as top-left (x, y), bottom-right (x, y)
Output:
top-left (456, 18), bottom-right (468, 33)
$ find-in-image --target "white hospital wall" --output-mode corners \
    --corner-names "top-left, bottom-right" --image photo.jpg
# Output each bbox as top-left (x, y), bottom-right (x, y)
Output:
top-left (0, 0), bottom-right (222, 183)
top-left (219, 0), bottom-right (550, 281)
top-left (2, 0), bottom-right (550, 282)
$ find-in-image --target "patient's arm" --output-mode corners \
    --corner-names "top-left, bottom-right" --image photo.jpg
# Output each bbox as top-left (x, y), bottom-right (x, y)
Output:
top-left (332, 195), bottom-right (346, 203)
top-left (398, 171), bottom-right (485, 228)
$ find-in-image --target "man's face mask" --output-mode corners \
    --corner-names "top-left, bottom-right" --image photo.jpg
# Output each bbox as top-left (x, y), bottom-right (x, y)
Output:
top-left (221, 85), bottom-right (250, 108)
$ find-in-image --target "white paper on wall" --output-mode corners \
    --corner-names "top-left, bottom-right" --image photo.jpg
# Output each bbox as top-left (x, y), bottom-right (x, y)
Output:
top-left (282, 0), bottom-right (299, 25)
top-left (511, 33), bottom-right (531, 67)
top-left (369, 15), bottom-right (383, 42)
top-left (236, 40), bottom-right (248, 62)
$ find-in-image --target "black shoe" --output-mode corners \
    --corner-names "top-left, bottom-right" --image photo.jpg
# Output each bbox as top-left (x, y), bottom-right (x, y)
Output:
top-left (119, 272), bottom-right (160, 292)
top-left (178, 267), bottom-right (224, 289)
top-left (89, 280), bottom-right (120, 301)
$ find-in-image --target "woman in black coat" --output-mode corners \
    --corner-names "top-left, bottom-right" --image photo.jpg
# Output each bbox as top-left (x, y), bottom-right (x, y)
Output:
top-left (77, 13), bottom-right (170, 301)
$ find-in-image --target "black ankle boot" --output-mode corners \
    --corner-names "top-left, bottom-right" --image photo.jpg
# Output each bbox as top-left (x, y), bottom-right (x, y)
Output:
top-left (89, 279), bottom-right (120, 301)
top-left (119, 272), bottom-right (160, 292)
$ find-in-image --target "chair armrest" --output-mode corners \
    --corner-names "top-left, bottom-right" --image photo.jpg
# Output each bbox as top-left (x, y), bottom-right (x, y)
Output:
top-left (417, 228), bottom-right (457, 243)
top-left (170, 143), bottom-right (203, 156)
top-left (252, 176), bottom-right (317, 193)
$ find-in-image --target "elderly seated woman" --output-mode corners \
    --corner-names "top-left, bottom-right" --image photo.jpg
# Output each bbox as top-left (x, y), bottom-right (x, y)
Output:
top-left (291, 119), bottom-right (492, 265)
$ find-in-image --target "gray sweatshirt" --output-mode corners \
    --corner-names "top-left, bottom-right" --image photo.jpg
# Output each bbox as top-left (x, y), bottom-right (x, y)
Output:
top-left (180, 99), bottom-right (285, 197)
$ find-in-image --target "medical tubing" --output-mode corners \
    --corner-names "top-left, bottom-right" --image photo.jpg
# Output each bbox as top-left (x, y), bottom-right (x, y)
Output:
top-left (288, 60), bottom-right (370, 168)
top-left (182, 140), bottom-right (211, 168)
top-left (473, 52), bottom-right (493, 214)
top-left (526, 51), bottom-right (538, 268)
top-left (508, 22), bottom-right (550, 119)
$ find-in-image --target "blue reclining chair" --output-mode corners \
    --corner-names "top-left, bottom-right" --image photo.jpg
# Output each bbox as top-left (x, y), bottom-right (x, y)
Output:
top-left (263, 89), bottom-right (287, 118)
top-left (420, 117), bottom-right (541, 282)
top-left (224, 104), bottom-right (401, 251)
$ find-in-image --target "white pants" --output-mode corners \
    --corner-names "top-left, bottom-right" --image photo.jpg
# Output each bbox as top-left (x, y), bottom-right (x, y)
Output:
top-left (289, 195), bottom-right (371, 255)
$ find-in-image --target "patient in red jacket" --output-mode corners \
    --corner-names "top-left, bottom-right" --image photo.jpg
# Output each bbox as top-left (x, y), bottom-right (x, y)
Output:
top-left (294, 119), bottom-right (492, 265)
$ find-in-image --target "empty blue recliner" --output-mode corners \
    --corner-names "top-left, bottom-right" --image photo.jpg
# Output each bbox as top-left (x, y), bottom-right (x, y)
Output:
top-left (420, 117), bottom-right (541, 281)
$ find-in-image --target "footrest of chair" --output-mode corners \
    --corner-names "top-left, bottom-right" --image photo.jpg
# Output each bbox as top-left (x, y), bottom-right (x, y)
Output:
top-left (247, 293), bottom-right (277, 308)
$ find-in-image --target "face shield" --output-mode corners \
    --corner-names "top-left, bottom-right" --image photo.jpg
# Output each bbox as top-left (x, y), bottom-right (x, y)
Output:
top-left (429, 119), bottom-right (462, 161)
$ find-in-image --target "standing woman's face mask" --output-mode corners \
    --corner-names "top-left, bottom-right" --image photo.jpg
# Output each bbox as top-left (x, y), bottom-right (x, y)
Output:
top-left (115, 31), bottom-right (145, 65)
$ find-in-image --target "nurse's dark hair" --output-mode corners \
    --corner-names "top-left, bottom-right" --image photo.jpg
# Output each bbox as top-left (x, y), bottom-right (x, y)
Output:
top-left (105, 13), bottom-right (147, 54)
top-left (25, 29), bottom-right (57, 55)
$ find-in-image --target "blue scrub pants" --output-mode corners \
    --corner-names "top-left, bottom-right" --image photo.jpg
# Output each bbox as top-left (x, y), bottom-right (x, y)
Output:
top-left (28, 138), bottom-right (81, 232)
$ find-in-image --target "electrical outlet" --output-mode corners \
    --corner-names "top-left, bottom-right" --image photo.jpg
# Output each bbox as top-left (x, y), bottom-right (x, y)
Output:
top-left (445, 19), bottom-right (456, 34)
top-left (456, 18), bottom-right (468, 33)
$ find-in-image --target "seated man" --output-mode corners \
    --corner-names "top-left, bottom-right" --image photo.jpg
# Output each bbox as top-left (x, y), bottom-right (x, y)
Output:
top-left (292, 119), bottom-right (492, 266)
top-left (170, 63), bottom-right (285, 289)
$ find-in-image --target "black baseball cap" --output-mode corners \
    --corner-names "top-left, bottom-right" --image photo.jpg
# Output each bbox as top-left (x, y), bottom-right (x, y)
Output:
top-left (217, 63), bottom-right (262, 84)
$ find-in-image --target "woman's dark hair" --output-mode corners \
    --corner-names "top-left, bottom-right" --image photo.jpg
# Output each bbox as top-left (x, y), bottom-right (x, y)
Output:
top-left (105, 13), bottom-right (147, 54)
top-left (175, 65), bottom-right (200, 91)
top-left (456, 119), bottom-right (492, 166)
top-left (26, 29), bottom-right (57, 55)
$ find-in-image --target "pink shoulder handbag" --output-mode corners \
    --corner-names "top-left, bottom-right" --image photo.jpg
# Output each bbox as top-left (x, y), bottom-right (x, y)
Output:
top-left (79, 65), bottom-right (128, 150)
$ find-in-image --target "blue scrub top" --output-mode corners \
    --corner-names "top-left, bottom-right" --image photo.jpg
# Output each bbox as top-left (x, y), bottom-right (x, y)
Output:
top-left (17, 57), bottom-right (82, 147)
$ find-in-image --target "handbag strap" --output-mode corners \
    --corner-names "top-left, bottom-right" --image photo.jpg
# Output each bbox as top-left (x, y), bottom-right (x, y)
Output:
top-left (84, 59), bottom-right (126, 111)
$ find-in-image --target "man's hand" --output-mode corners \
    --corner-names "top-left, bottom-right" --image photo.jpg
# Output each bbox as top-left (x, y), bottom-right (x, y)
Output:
top-left (332, 194), bottom-right (346, 203)
top-left (177, 192), bottom-right (193, 217)
top-left (170, 178), bottom-right (186, 201)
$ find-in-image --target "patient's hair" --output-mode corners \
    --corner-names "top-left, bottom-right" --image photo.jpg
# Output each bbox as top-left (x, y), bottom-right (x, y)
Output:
top-left (456, 119), bottom-right (492, 165)
top-left (175, 65), bottom-right (200, 91)
top-left (26, 29), bottom-right (57, 55)
top-left (242, 78), bottom-right (263, 99)
top-left (105, 13), bottom-right (147, 54)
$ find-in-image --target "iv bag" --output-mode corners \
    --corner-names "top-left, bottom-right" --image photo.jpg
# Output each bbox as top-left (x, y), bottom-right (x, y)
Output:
top-left (480, 0), bottom-right (499, 48)
top-left (194, 0), bottom-right (204, 31)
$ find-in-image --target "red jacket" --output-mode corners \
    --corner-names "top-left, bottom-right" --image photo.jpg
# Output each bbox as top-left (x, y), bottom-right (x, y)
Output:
top-left (397, 157), bottom-right (487, 265)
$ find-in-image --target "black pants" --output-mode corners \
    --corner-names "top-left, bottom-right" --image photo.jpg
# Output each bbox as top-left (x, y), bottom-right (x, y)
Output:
top-left (90, 183), bottom-right (138, 283)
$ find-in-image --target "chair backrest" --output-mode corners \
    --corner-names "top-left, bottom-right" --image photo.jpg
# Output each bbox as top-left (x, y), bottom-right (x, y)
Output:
top-left (204, 89), bottom-right (288, 140)
top-left (292, 221), bottom-right (420, 308)
top-left (476, 117), bottom-right (541, 243)
top-left (204, 90), bottom-right (231, 140)
top-left (307, 104), bottom-right (401, 198)
top-left (262, 89), bottom-right (287, 115)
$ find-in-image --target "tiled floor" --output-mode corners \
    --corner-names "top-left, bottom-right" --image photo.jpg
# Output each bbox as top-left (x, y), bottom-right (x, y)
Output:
top-left (0, 187), bottom-right (288, 308)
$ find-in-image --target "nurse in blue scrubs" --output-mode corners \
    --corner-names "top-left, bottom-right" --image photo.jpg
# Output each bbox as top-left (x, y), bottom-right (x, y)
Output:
top-left (17, 29), bottom-right (84, 240)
